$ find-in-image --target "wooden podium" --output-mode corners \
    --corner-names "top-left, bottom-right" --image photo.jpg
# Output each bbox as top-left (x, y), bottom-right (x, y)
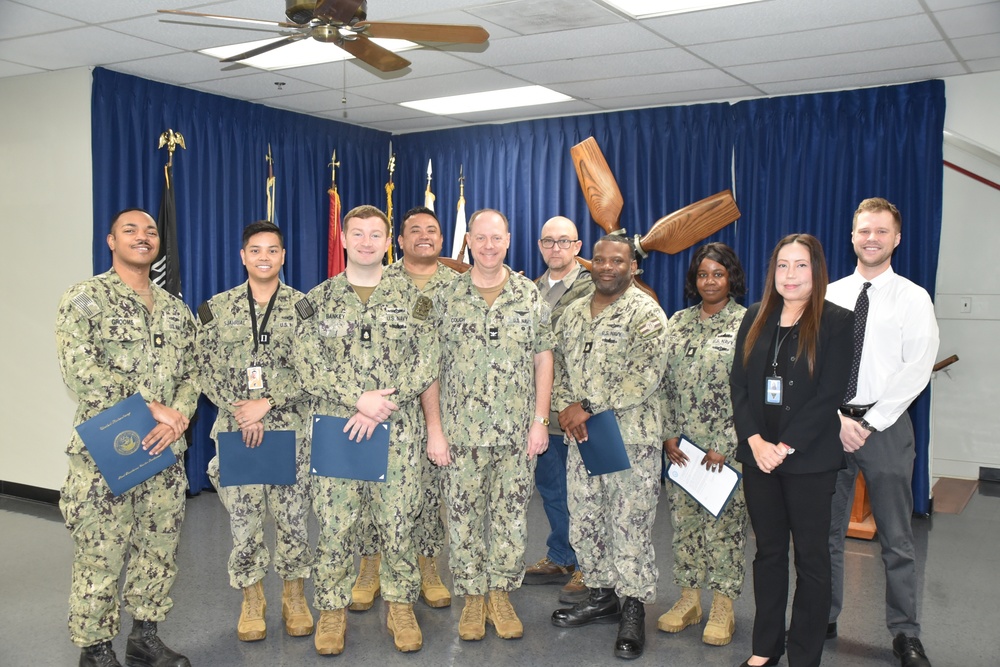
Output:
top-left (847, 472), bottom-right (877, 539)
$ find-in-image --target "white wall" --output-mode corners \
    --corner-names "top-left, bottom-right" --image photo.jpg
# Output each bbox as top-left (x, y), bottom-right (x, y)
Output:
top-left (0, 68), bottom-right (93, 491)
top-left (932, 71), bottom-right (1000, 479)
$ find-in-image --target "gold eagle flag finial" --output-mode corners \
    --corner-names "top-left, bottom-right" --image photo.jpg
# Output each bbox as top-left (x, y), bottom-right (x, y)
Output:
top-left (157, 129), bottom-right (186, 167)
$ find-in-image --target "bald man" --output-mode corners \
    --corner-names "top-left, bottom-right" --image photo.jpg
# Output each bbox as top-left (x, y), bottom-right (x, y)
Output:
top-left (523, 217), bottom-right (593, 604)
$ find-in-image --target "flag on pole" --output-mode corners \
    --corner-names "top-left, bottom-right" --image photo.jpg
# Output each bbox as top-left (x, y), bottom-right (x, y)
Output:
top-left (424, 159), bottom-right (435, 212)
top-left (327, 150), bottom-right (345, 277)
top-left (153, 129), bottom-right (184, 297)
top-left (451, 164), bottom-right (468, 262)
top-left (265, 144), bottom-right (286, 282)
top-left (385, 143), bottom-right (396, 263)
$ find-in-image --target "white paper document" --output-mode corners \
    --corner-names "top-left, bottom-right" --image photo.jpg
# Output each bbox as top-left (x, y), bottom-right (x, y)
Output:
top-left (665, 435), bottom-right (742, 518)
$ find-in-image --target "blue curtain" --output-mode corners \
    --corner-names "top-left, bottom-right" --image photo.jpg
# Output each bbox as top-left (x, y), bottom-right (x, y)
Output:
top-left (729, 80), bottom-right (945, 513)
top-left (91, 69), bottom-right (944, 509)
top-left (91, 68), bottom-right (389, 492)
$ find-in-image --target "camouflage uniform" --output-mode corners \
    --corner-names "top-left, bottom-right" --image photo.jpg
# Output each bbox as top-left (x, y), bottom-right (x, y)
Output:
top-left (195, 281), bottom-right (314, 589)
top-left (294, 271), bottom-right (439, 609)
top-left (553, 285), bottom-right (669, 603)
top-left (436, 267), bottom-right (554, 596)
top-left (660, 299), bottom-right (748, 600)
top-left (355, 261), bottom-right (457, 559)
top-left (55, 270), bottom-right (198, 647)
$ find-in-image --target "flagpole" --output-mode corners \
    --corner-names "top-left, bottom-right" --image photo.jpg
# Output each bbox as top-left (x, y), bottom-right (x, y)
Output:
top-left (454, 164), bottom-right (469, 262)
top-left (327, 150), bottom-right (345, 277)
top-left (153, 129), bottom-right (185, 297)
top-left (265, 144), bottom-right (275, 223)
top-left (385, 142), bottom-right (396, 264)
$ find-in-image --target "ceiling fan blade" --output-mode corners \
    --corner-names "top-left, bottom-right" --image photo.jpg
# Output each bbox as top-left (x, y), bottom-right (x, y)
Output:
top-left (571, 137), bottom-right (624, 234)
top-left (338, 36), bottom-right (411, 72)
top-left (639, 190), bottom-right (741, 255)
top-left (313, 0), bottom-right (365, 24)
top-left (220, 34), bottom-right (307, 63)
top-left (359, 22), bottom-right (489, 44)
top-left (157, 9), bottom-right (300, 29)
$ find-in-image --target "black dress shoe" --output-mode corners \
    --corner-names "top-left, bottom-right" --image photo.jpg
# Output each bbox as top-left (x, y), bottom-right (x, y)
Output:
top-left (80, 641), bottom-right (122, 667)
top-left (613, 596), bottom-right (645, 660)
top-left (893, 633), bottom-right (932, 667)
top-left (826, 622), bottom-right (838, 639)
top-left (552, 587), bottom-right (621, 627)
top-left (737, 657), bottom-right (780, 667)
top-left (125, 620), bottom-right (191, 667)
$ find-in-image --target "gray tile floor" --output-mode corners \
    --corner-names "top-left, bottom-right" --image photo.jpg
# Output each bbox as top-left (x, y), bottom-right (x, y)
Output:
top-left (2, 482), bottom-right (997, 667)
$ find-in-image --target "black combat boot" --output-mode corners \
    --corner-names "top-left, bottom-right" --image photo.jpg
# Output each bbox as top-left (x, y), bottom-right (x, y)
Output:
top-left (124, 620), bottom-right (191, 667)
top-left (614, 596), bottom-right (646, 660)
top-left (551, 587), bottom-right (621, 627)
top-left (79, 641), bottom-right (122, 667)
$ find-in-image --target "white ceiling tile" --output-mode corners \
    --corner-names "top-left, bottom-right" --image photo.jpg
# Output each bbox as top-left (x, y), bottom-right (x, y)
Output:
top-left (445, 98), bottom-right (603, 122)
top-left (585, 85), bottom-right (762, 109)
top-left (107, 52), bottom-right (262, 86)
top-left (352, 68), bottom-right (527, 103)
top-left (0, 58), bottom-right (45, 76)
top-left (968, 55), bottom-right (1000, 72)
top-left (758, 63), bottom-right (967, 96)
top-left (0, 26), bottom-right (179, 70)
top-left (555, 68), bottom-right (746, 100)
top-left (10, 0), bottom-right (213, 23)
top-left (369, 116), bottom-right (473, 133)
top-left (0, 1), bottom-right (83, 39)
top-left (688, 15), bottom-right (941, 67)
top-left (466, 0), bottom-right (624, 36)
top-left (115, 11), bottom-right (288, 51)
top-left (188, 70), bottom-right (323, 100)
top-left (935, 3), bottom-right (1000, 39)
top-left (953, 33), bottom-right (1000, 60)
top-left (503, 48), bottom-right (710, 85)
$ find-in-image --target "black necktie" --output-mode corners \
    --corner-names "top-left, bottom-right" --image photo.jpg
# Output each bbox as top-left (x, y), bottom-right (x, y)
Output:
top-left (844, 282), bottom-right (872, 402)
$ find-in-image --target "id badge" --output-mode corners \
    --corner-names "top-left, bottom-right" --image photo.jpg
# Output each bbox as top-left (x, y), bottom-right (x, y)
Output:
top-left (765, 375), bottom-right (782, 405)
top-left (247, 366), bottom-right (263, 390)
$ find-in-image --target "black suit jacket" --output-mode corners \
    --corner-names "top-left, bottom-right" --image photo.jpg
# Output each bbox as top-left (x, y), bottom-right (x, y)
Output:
top-left (730, 300), bottom-right (853, 475)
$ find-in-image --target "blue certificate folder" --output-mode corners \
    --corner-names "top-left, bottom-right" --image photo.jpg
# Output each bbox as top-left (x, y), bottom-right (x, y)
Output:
top-left (217, 430), bottom-right (297, 487)
top-left (577, 410), bottom-right (631, 476)
top-left (310, 415), bottom-right (390, 482)
top-left (75, 393), bottom-right (177, 496)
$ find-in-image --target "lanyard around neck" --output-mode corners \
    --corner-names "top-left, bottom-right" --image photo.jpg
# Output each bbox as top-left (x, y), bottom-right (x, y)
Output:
top-left (247, 283), bottom-right (278, 359)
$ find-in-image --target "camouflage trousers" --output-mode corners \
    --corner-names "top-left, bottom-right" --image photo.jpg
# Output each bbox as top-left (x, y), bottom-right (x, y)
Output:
top-left (354, 447), bottom-right (447, 558)
top-left (567, 442), bottom-right (660, 603)
top-left (444, 444), bottom-right (535, 596)
top-left (59, 453), bottom-right (187, 647)
top-left (668, 474), bottom-right (747, 600)
top-left (312, 435), bottom-right (421, 609)
top-left (207, 434), bottom-right (314, 589)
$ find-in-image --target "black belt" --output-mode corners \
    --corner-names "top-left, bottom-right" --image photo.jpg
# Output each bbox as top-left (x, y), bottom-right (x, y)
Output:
top-left (839, 403), bottom-right (875, 419)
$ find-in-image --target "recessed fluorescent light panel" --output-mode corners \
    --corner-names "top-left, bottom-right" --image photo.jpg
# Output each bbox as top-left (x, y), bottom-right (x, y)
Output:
top-left (401, 86), bottom-right (573, 115)
top-left (599, 0), bottom-right (765, 19)
top-left (200, 37), bottom-right (416, 71)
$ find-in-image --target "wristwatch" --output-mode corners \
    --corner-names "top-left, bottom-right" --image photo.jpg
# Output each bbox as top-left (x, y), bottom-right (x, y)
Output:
top-left (580, 398), bottom-right (594, 414)
top-left (264, 394), bottom-right (276, 409)
top-left (534, 415), bottom-right (550, 426)
top-left (860, 418), bottom-right (877, 433)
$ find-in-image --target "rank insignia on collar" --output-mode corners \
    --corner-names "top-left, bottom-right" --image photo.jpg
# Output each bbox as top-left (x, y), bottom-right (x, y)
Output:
top-left (412, 295), bottom-right (432, 321)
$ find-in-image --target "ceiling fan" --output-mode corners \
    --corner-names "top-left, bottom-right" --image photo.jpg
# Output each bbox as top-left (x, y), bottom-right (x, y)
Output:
top-left (158, 0), bottom-right (489, 73)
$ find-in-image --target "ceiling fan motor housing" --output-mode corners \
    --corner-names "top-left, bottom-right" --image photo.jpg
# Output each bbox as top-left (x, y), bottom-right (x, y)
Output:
top-left (285, 0), bottom-right (368, 25)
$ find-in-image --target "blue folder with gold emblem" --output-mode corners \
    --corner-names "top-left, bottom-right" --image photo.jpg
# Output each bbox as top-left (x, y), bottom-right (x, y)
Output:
top-left (576, 410), bottom-right (631, 476)
top-left (310, 415), bottom-right (390, 482)
top-left (75, 393), bottom-right (177, 496)
top-left (217, 430), bottom-right (297, 487)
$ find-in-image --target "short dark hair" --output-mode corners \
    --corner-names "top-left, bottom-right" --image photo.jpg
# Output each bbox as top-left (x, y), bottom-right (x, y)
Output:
top-left (242, 220), bottom-right (284, 248)
top-left (594, 233), bottom-right (636, 261)
top-left (684, 242), bottom-right (746, 300)
top-left (109, 208), bottom-right (150, 233)
top-left (400, 206), bottom-right (440, 234)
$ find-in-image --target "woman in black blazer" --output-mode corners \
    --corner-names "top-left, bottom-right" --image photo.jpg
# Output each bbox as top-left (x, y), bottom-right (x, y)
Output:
top-left (730, 234), bottom-right (852, 667)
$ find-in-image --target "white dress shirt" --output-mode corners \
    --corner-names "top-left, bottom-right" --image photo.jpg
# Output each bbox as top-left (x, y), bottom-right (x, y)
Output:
top-left (826, 266), bottom-right (940, 432)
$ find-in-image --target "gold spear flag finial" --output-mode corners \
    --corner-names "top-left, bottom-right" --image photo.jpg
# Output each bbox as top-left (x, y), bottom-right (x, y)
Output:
top-left (157, 129), bottom-right (186, 167)
top-left (329, 150), bottom-right (340, 189)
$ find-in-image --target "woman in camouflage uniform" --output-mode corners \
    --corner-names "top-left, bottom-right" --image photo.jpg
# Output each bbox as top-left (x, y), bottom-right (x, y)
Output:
top-left (658, 243), bottom-right (748, 647)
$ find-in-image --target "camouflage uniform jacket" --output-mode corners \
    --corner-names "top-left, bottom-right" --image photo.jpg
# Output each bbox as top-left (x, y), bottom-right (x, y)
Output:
top-left (553, 285), bottom-right (669, 448)
top-left (56, 269), bottom-right (199, 455)
top-left (536, 263), bottom-right (594, 436)
top-left (294, 271), bottom-right (439, 431)
top-left (437, 266), bottom-right (555, 447)
top-left (195, 281), bottom-right (311, 440)
top-left (660, 299), bottom-right (745, 459)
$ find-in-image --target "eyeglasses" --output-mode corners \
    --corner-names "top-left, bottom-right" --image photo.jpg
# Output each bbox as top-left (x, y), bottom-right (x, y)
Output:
top-left (539, 238), bottom-right (579, 249)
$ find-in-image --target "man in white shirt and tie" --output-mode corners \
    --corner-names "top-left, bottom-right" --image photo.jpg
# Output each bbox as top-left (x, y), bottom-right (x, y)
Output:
top-left (827, 197), bottom-right (939, 667)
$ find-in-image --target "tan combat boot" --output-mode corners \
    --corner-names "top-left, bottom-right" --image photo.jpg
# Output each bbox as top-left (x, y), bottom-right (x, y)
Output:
top-left (418, 555), bottom-right (452, 608)
top-left (281, 578), bottom-right (314, 636)
top-left (237, 580), bottom-right (266, 642)
top-left (386, 602), bottom-right (423, 652)
top-left (486, 590), bottom-right (523, 639)
top-left (458, 594), bottom-right (486, 641)
top-left (349, 554), bottom-right (381, 611)
top-left (702, 591), bottom-right (735, 646)
top-left (657, 587), bottom-right (702, 633)
top-left (314, 608), bottom-right (347, 655)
